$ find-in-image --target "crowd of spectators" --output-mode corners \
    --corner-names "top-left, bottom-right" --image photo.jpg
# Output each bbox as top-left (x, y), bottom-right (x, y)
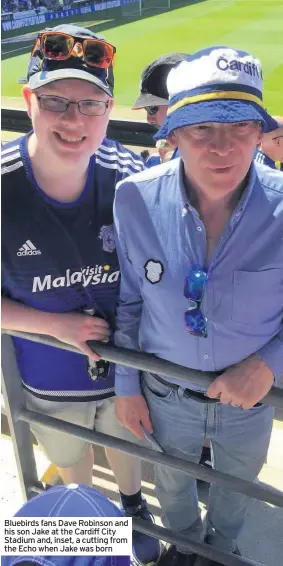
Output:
top-left (1, 0), bottom-right (104, 14)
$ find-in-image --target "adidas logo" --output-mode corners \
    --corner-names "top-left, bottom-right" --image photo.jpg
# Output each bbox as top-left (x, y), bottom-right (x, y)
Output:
top-left (17, 240), bottom-right (41, 257)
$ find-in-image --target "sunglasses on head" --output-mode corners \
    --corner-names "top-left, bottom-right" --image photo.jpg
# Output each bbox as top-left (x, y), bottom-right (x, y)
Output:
top-left (184, 267), bottom-right (208, 338)
top-left (32, 31), bottom-right (116, 69)
top-left (145, 105), bottom-right (159, 116)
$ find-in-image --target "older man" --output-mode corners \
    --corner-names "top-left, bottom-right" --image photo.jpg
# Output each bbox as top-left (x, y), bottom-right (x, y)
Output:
top-left (113, 46), bottom-right (283, 566)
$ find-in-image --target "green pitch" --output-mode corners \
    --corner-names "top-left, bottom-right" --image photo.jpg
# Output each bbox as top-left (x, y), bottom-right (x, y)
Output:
top-left (2, 0), bottom-right (283, 114)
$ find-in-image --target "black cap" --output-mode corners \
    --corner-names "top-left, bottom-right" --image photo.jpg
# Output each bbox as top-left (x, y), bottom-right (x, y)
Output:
top-left (26, 24), bottom-right (114, 97)
top-left (132, 53), bottom-right (189, 109)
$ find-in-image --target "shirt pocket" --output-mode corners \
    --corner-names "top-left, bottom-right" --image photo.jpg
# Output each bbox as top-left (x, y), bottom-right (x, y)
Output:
top-left (232, 269), bottom-right (283, 324)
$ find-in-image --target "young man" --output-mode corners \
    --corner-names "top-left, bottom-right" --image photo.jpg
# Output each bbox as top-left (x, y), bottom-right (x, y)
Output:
top-left (113, 47), bottom-right (282, 566)
top-left (254, 115), bottom-right (283, 170)
top-left (2, 483), bottom-right (131, 566)
top-left (1, 23), bottom-right (161, 566)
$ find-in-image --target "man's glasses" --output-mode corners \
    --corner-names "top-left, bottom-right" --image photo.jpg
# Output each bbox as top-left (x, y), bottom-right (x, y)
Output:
top-left (32, 31), bottom-right (116, 69)
top-left (145, 106), bottom-right (159, 116)
top-left (35, 94), bottom-right (109, 116)
top-left (184, 268), bottom-right (208, 338)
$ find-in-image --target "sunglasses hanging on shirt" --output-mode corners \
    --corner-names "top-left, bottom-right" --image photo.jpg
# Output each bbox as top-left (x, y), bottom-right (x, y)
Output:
top-left (184, 267), bottom-right (208, 338)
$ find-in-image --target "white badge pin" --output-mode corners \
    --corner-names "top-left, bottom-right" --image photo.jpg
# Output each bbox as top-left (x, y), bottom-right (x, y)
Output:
top-left (144, 259), bottom-right (164, 284)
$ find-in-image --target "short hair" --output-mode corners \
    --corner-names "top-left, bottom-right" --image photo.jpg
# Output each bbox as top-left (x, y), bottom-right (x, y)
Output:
top-left (141, 149), bottom-right (150, 161)
top-left (156, 139), bottom-right (171, 150)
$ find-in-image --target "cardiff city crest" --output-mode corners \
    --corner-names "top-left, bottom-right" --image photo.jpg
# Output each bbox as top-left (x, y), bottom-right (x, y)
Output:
top-left (99, 224), bottom-right (116, 253)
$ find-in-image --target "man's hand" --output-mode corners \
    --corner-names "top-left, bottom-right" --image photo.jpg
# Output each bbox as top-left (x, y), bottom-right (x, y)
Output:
top-left (51, 312), bottom-right (111, 361)
top-left (115, 395), bottom-right (153, 439)
top-left (207, 354), bottom-right (274, 409)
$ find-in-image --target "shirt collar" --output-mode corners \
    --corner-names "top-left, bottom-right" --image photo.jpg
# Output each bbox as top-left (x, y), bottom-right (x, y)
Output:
top-left (176, 160), bottom-right (191, 216)
top-left (230, 162), bottom-right (258, 222)
top-left (177, 159), bottom-right (258, 219)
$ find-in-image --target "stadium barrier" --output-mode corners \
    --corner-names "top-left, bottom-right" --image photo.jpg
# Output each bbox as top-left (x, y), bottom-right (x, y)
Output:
top-left (2, 107), bottom-right (156, 148)
top-left (1, 0), bottom-right (190, 33)
top-left (2, 331), bottom-right (283, 566)
top-left (1, 0), bottom-right (139, 32)
top-left (2, 110), bottom-right (283, 566)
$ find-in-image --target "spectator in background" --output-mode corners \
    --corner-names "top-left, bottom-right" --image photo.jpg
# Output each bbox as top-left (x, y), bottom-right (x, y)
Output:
top-left (146, 139), bottom-right (174, 168)
top-left (2, 484), bottom-right (131, 566)
top-left (140, 149), bottom-right (150, 163)
top-left (157, 139), bottom-right (174, 163)
top-left (133, 53), bottom-right (188, 130)
top-left (133, 53), bottom-right (189, 163)
top-left (254, 116), bottom-right (283, 170)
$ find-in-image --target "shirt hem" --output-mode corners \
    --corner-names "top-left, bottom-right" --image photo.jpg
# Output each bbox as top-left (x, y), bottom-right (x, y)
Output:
top-left (22, 383), bottom-right (115, 402)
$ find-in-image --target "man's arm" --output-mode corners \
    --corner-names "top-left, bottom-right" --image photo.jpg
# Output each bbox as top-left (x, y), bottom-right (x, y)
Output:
top-left (207, 327), bottom-right (283, 408)
top-left (114, 230), bottom-right (143, 397)
top-left (1, 297), bottom-right (110, 360)
top-left (114, 185), bottom-right (153, 439)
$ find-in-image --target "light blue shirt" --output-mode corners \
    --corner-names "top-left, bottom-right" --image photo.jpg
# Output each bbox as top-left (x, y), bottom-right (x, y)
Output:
top-left (114, 159), bottom-right (283, 396)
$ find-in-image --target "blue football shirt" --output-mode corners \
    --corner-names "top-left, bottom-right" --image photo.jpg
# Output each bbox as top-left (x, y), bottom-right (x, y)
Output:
top-left (1, 135), bottom-right (144, 401)
top-left (254, 148), bottom-right (277, 170)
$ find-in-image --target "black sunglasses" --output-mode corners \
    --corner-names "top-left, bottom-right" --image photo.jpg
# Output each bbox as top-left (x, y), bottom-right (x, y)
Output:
top-left (145, 106), bottom-right (159, 116)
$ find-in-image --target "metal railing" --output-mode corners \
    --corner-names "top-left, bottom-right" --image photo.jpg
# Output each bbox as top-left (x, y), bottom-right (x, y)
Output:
top-left (1, 107), bottom-right (157, 147)
top-left (1, 331), bottom-right (283, 566)
top-left (5, 329), bottom-right (283, 411)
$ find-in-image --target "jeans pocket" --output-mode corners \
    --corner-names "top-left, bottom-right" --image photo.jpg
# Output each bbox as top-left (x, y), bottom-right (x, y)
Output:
top-left (247, 402), bottom-right (265, 411)
top-left (141, 372), bottom-right (174, 400)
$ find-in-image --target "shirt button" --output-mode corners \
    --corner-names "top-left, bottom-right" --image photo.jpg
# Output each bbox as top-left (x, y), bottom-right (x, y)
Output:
top-left (197, 226), bottom-right (202, 232)
top-left (204, 354), bottom-right (209, 359)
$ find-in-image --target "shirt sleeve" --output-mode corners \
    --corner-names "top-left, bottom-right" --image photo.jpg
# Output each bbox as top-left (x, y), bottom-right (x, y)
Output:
top-left (114, 182), bottom-right (143, 396)
top-left (257, 327), bottom-right (283, 384)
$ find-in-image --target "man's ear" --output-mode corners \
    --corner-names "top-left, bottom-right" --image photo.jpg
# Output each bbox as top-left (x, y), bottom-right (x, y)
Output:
top-left (107, 97), bottom-right (114, 113)
top-left (255, 132), bottom-right (263, 149)
top-left (167, 131), bottom-right (177, 148)
top-left (22, 86), bottom-right (34, 120)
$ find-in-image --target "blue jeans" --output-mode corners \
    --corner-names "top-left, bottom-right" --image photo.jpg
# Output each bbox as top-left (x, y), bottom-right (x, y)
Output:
top-left (141, 372), bottom-right (274, 553)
